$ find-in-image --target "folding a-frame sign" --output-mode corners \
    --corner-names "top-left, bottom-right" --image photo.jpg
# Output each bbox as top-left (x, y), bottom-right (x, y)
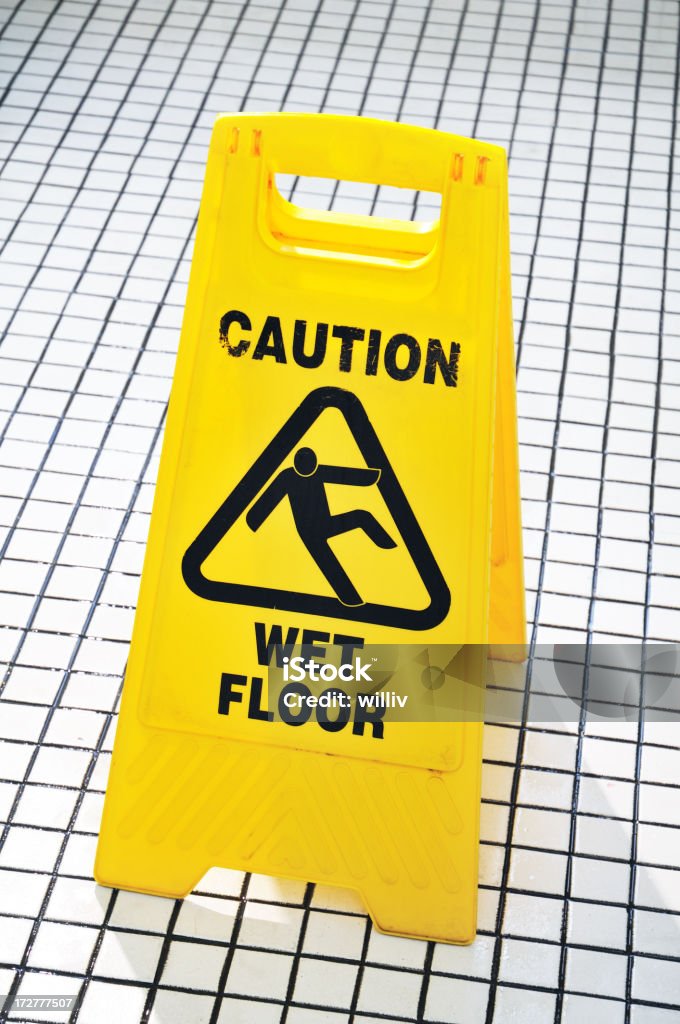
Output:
top-left (96, 114), bottom-right (525, 944)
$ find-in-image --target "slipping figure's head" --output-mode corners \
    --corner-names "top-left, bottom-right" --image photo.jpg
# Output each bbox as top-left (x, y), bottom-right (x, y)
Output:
top-left (294, 446), bottom-right (317, 476)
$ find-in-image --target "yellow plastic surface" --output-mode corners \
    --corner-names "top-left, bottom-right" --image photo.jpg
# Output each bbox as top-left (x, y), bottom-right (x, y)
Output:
top-left (95, 113), bottom-right (525, 944)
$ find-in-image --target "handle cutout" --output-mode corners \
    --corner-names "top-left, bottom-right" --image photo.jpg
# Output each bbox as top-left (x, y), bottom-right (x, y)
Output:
top-left (267, 174), bottom-right (442, 265)
top-left (276, 174), bottom-right (442, 222)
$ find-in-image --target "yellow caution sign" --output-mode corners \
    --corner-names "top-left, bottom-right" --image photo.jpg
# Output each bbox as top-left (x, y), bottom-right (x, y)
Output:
top-left (95, 114), bottom-right (525, 944)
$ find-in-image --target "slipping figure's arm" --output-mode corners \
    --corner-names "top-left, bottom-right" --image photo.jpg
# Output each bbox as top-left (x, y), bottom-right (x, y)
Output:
top-left (319, 465), bottom-right (381, 487)
top-left (246, 469), bottom-right (290, 531)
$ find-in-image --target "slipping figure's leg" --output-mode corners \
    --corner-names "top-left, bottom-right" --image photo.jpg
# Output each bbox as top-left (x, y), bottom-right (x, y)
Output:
top-left (302, 534), bottom-right (364, 606)
top-left (327, 510), bottom-right (397, 549)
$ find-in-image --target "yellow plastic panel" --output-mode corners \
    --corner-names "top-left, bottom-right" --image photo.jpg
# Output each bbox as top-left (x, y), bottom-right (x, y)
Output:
top-left (95, 113), bottom-right (525, 944)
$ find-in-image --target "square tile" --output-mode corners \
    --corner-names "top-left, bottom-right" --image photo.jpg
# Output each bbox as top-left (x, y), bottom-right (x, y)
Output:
top-left (149, 989), bottom-right (215, 1024)
top-left (77, 981), bottom-right (147, 1024)
top-left (491, 985), bottom-right (556, 1023)
top-left (365, 927), bottom-right (426, 970)
top-left (237, 901), bottom-right (303, 953)
top-left (302, 910), bottom-right (366, 960)
top-left (46, 877), bottom-right (109, 926)
top-left (217, 997), bottom-right (283, 1024)
top-left (161, 939), bottom-right (227, 992)
top-left (498, 937), bottom-right (561, 989)
top-left (630, 1007), bottom-right (680, 1024)
top-left (570, 857), bottom-right (630, 903)
top-left (294, 956), bottom-right (357, 1008)
top-left (504, 892), bottom-right (563, 942)
top-left (224, 948), bottom-right (292, 1001)
top-left (174, 895), bottom-right (237, 943)
top-left (94, 929), bottom-right (164, 983)
top-left (285, 1010), bottom-right (348, 1024)
top-left (15, 785), bottom-right (78, 830)
top-left (632, 954), bottom-right (680, 1006)
top-left (565, 947), bottom-right (628, 999)
top-left (425, 976), bottom-right (488, 1023)
top-left (509, 848), bottom-right (568, 895)
top-left (108, 890), bottom-right (175, 934)
top-left (0, 824), bottom-right (62, 872)
top-left (0, 914), bottom-right (32, 964)
top-left (28, 921), bottom-right (98, 973)
top-left (634, 909), bottom-right (680, 957)
top-left (561, 994), bottom-right (625, 1024)
top-left (356, 965), bottom-right (421, 1018)
top-left (567, 899), bottom-right (627, 950)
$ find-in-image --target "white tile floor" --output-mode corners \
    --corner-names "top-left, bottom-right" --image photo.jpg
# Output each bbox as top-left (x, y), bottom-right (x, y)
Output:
top-left (0, 0), bottom-right (679, 1021)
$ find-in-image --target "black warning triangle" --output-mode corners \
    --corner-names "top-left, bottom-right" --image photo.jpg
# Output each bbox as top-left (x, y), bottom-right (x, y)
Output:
top-left (182, 386), bottom-right (450, 630)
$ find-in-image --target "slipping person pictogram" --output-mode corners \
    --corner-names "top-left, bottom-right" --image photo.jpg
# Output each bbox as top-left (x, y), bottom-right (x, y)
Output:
top-left (182, 386), bottom-right (450, 630)
top-left (246, 446), bottom-right (397, 606)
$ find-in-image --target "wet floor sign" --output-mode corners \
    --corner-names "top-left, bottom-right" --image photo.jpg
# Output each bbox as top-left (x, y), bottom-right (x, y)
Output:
top-left (95, 114), bottom-right (525, 944)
